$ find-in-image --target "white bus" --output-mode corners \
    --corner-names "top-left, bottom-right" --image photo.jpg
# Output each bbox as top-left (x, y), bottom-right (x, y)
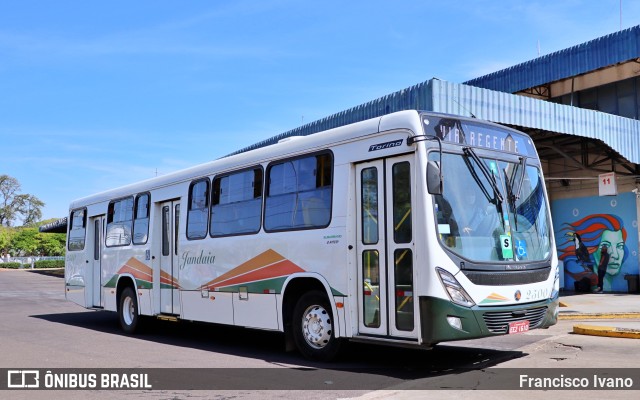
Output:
top-left (65, 110), bottom-right (559, 361)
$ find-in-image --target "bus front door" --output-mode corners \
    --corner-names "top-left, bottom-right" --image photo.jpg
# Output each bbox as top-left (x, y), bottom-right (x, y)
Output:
top-left (159, 201), bottom-right (181, 315)
top-left (356, 155), bottom-right (418, 339)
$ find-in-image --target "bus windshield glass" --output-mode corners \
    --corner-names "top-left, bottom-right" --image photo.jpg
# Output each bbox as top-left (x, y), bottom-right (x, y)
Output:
top-left (424, 117), bottom-right (551, 263)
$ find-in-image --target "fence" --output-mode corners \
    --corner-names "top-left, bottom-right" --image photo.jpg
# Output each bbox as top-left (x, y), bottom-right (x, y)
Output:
top-left (0, 256), bottom-right (64, 267)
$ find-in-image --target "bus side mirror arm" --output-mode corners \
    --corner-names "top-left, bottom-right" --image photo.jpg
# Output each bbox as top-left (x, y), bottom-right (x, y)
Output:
top-left (427, 161), bottom-right (443, 195)
top-left (409, 134), bottom-right (443, 195)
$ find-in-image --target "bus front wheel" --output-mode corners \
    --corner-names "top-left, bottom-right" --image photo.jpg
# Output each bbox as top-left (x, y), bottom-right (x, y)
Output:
top-left (292, 291), bottom-right (342, 361)
top-left (118, 287), bottom-right (140, 334)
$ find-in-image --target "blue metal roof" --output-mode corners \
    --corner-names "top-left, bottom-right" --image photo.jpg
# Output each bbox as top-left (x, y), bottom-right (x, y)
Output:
top-left (230, 79), bottom-right (640, 164)
top-left (431, 80), bottom-right (640, 164)
top-left (464, 25), bottom-right (640, 93)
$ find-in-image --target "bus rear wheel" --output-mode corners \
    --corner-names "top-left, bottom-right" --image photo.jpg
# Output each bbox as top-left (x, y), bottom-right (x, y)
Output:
top-left (292, 291), bottom-right (342, 361)
top-left (118, 287), bottom-right (140, 334)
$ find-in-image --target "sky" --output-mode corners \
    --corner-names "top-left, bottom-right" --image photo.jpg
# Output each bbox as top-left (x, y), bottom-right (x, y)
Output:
top-left (2, 0), bottom-right (640, 222)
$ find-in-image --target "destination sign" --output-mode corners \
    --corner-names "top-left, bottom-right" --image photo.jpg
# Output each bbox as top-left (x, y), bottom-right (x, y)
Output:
top-left (423, 116), bottom-right (537, 157)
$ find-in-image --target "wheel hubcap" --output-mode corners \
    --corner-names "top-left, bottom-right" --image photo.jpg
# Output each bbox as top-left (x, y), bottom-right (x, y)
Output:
top-left (301, 305), bottom-right (332, 349)
top-left (123, 297), bottom-right (135, 326)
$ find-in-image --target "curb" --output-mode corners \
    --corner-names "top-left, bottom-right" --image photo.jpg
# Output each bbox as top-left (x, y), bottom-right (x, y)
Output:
top-left (573, 324), bottom-right (640, 339)
top-left (559, 312), bottom-right (640, 320)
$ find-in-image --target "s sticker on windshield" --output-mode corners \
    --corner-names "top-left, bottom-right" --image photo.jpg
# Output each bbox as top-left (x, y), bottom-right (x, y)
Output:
top-left (501, 235), bottom-right (514, 259)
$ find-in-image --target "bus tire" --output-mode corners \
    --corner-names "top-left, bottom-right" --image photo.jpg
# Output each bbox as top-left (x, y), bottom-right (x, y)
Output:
top-left (118, 287), bottom-right (140, 334)
top-left (292, 290), bottom-right (342, 361)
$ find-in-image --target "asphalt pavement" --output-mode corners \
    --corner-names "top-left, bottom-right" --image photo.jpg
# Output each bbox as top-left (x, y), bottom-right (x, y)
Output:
top-left (349, 291), bottom-right (640, 399)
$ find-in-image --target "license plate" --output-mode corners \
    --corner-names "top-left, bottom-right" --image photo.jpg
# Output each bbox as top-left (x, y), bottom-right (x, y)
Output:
top-left (508, 320), bottom-right (530, 334)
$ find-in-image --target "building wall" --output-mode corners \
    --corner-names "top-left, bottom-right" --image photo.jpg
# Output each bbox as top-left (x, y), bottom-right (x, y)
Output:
top-left (548, 176), bottom-right (638, 201)
top-left (552, 192), bottom-right (640, 292)
top-left (545, 153), bottom-right (640, 292)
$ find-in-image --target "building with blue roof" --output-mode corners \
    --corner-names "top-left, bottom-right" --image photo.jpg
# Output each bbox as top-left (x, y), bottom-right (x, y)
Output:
top-left (230, 25), bottom-right (640, 292)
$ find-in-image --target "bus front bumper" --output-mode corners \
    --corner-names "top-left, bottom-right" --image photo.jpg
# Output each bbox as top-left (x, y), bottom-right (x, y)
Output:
top-left (419, 295), bottom-right (559, 346)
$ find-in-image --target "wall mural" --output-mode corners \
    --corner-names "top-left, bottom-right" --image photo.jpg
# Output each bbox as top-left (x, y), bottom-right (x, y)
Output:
top-left (552, 192), bottom-right (638, 292)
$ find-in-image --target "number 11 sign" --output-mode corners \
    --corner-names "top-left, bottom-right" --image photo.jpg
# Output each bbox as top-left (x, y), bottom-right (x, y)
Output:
top-left (599, 172), bottom-right (618, 196)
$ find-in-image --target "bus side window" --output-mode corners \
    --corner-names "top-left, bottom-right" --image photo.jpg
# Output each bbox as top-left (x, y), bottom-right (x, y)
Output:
top-left (133, 193), bottom-right (150, 245)
top-left (211, 168), bottom-right (262, 237)
top-left (265, 152), bottom-right (332, 231)
top-left (187, 179), bottom-right (210, 240)
top-left (106, 197), bottom-right (133, 247)
top-left (68, 208), bottom-right (87, 251)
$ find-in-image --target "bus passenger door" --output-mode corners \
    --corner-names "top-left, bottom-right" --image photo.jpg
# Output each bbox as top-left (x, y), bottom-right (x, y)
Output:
top-left (356, 155), bottom-right (417, 339)
top-left (90, 216), bottom-right (104, 308)
top-left (159, 201), bottom-right (181, 315)
top-left (356, 160), bottom-right (388, 335)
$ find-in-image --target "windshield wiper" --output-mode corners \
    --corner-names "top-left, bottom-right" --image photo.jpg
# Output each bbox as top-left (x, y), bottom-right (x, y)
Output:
top-left (463, 147), bottom-right (506, 230)
top-left (463, 147), bottom-right (504, 203)
top-left (504, 157), bottom-right (527, 230)
top-left (513, 156), bottom-right (526, 201)
top-left (463, 155), bottom-right (493, 203)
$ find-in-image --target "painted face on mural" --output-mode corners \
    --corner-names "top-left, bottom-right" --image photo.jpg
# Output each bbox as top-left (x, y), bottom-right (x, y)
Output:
top-left (594, 229), bottom-right (625, 276)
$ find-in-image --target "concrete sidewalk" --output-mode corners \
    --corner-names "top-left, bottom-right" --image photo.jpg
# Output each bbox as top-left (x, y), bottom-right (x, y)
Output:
top-left (559, 291), bottom-right (640, 316)
top-left (558, 291), bottom-right (640, 338)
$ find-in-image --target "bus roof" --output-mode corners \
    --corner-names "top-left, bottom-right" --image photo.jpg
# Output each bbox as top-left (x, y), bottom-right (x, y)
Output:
top-left (68, 110), bottom-right (423, 211)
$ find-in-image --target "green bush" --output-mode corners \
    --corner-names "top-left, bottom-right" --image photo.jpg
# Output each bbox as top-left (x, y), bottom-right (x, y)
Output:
top-left (34, 259), bottom-right (65, 269)
top-left (1, 262), bottom-right (22, 269)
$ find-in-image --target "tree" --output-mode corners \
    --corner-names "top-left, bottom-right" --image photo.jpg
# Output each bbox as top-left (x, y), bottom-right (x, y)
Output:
top-left (36, 231), bottom-right (66, 256)
top-left (10, 228), bottom-right (39, 256)
top-left (0, 227), bottom-right (13, 255)
top-left (17, 194), bottom-right (45, 226)
top-left (0, 175), bottom-right (20, 226)
top-left (0, 175), bottom-right (45, 227)
top-left (0, 225), bottom-right (65, 257)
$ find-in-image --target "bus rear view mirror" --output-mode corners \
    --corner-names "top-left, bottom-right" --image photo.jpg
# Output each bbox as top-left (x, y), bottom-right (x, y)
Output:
top-left (427, 161), bottom-right (442, 195)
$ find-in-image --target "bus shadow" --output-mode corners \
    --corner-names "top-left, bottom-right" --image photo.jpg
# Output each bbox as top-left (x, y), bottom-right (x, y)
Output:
top-left (31, 311), bottom-right (526, 386)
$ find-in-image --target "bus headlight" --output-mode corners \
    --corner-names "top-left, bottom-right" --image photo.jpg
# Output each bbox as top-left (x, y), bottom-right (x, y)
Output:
top-left (437, 268), bottom-right (475, 308)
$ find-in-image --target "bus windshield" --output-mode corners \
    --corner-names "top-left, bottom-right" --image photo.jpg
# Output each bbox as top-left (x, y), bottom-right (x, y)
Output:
top-left (432, 151), bottom-right (551, 263)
